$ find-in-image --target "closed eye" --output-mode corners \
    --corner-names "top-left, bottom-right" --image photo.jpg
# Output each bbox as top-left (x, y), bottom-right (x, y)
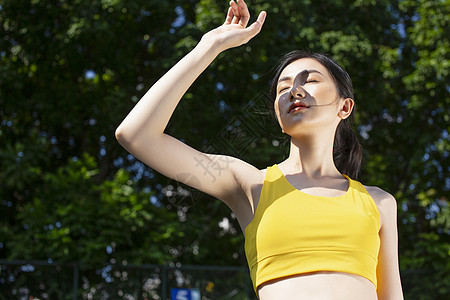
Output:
top-left (305, 79), bottom-right (318, 83)
top-left (278, 80), bottom-right (318, 93)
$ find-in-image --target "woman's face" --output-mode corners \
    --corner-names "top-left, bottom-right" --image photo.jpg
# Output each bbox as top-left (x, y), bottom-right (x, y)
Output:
top-left (274, 58), bottom-right (352, 136)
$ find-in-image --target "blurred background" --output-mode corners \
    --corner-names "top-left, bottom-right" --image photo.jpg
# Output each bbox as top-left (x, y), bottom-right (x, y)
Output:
top-left (0, 0), bottom-right (448, 299)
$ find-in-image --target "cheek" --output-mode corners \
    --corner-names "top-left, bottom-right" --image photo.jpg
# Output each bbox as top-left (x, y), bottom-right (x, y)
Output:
top-left (274, 93), bottom-right (291, 120)
top-left (274, 94), bottom-right (287, 112)
top-left (316, 85), bottom-right (338, 99)
top-left (273, 99), bottom-right (282, 123)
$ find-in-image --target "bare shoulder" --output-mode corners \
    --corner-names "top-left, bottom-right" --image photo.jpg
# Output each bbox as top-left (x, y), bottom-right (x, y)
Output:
top-left (224, 155), bottom-right (266, 189)
top-left (364, 186), bottom-right (396, 206)
top-left (364, 185), bottom-right (398, 228)
top-left (205, 154), bottom-right (265, 180)
top-left (203, 153), bottom-right (266, 206)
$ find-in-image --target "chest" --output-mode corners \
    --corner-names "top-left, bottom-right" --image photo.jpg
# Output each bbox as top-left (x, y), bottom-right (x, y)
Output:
top-left (267, 192), bottom-right (369, 223)
top-left (256, 190), bottom-right (378, 248)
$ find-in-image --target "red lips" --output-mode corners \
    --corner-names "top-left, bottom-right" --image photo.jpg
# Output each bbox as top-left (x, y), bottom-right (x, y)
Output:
top-left (288, 101), bottom-right (309, 113)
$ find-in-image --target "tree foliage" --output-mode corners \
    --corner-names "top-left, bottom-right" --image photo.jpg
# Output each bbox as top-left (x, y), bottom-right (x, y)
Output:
top-left (1, 0), bottom-right (448, 298)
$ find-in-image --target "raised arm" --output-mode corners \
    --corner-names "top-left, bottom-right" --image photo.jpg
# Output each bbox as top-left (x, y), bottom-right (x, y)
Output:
top-left (115, 1), bottom-right (266, 216)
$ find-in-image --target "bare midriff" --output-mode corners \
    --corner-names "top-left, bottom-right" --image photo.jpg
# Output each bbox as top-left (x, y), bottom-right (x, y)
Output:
top-left (257, 271), bottom-right (378, 300)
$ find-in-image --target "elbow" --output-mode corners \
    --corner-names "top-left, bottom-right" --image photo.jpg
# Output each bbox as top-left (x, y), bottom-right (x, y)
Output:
top-left (115, 123), bottom-right (161, 148)
top-left (115, 125), bottom-right (131, 146)
top-left (115, 126), bottom-right (123, 142)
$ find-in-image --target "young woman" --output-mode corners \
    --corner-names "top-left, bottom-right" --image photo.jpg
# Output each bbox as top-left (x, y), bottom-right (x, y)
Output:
top-left (115, 0), bottom-right (404, 299)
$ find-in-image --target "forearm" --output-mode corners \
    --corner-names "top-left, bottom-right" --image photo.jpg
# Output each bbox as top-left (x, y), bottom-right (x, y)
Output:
top-left (116, 39), bottom-right (221, 143)
top-left (116, 0), bottom-right (266, 145)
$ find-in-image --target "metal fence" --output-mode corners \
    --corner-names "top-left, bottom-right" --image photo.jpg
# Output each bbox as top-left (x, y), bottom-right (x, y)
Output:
top-left (0, 259), bottom-right (254, 300)
top-left (1, 259), bottom-right (448, 300)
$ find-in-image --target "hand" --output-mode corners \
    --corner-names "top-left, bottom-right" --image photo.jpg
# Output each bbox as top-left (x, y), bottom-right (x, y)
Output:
top-left (201, 0), bottom-right (267, 52)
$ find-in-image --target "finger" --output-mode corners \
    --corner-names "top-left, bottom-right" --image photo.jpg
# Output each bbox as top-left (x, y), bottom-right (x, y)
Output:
top-left (224, 7), bottom-right (233, 25)
top-left (230, 0), bottom-right (240, 24)
top-left (236, 0), bottom-right (250, 27)
top-left (244, 11), bottom-right (267, 37)
top-left (257, 10), bottom-right (267, 25)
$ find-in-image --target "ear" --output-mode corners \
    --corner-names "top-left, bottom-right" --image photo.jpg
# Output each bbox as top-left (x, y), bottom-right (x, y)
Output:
top-left (338, 97), bottom-right (354, 119)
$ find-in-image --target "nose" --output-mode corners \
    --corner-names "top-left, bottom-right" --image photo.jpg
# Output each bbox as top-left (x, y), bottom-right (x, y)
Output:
top-left (289, 71), bottom-right (307, 101)
top-left (289, 84), bottom-right (305, 101)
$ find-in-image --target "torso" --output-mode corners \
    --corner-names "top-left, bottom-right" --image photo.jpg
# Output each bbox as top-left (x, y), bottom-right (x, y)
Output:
top-left (257, 271), bottom-right (378, 300)
top-left (232, 162), bottom-right (384, 300)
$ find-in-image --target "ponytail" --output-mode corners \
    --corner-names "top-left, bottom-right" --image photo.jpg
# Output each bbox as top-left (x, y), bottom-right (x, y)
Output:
top-left (333, 115), bottom-right (362, 179)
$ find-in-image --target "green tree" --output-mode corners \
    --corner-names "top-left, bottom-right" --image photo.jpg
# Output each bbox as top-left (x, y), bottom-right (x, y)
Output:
top-left (1, 0), bottom-right (448, 299)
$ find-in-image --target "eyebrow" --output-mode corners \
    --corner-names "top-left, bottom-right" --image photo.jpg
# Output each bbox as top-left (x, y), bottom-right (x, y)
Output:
top-left (277, 69), bottom-right (324, 84)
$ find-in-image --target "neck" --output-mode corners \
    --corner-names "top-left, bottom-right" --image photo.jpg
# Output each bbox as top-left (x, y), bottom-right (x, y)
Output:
top-left (284, 131), bottom-right (340, 178)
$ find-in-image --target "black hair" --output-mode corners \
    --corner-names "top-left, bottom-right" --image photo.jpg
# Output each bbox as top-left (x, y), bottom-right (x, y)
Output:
top-left (269, 50), bottom-right (363, 179)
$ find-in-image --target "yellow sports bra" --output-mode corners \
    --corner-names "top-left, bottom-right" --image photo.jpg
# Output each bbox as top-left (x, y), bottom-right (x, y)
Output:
top-left (244, 164), bottom-right (381, 292)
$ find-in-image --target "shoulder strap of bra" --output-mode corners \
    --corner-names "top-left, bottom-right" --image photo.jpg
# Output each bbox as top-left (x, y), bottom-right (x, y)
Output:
top-left (348, 177), bottom-right (369, 195)
top-left (265, 164), bottom-right (283, 182)
top-left (347, 177), bottom-right (381, 226)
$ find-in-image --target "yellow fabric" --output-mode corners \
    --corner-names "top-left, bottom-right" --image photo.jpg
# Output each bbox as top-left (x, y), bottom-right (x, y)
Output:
top-left (244, 164), bottom-right (381, 293)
